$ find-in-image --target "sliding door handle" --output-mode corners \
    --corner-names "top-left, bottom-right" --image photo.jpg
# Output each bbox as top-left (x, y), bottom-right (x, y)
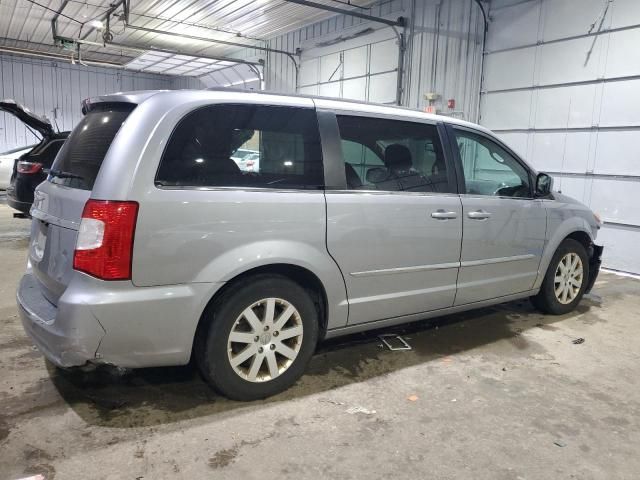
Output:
top-left (431, 210), bottom-right (458, 220)
top-left (467, 209), bottom-right (492, 220)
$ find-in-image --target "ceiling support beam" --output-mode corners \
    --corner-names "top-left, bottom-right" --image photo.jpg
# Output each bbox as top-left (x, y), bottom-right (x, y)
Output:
top-left (124, 24), bottom-right (299, 89)
top-left (281, 0), bottom-right (404, 27)
top-left (0, 45), bottom-right (126, 69)
top-left (58, 35), bottom-right (264, 67)
top-left (125, 25), bottom-right (296, 58)
top-left (49, 1), bottom-right (297, 87)
top-left (48, 0), bottom-right (267, 73)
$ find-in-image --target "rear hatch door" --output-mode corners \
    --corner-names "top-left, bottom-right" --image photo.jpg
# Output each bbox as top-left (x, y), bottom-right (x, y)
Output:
top-left (0, 99), bottom-right (54, 137)
top-left (29, 103), bottom-right (135, 305)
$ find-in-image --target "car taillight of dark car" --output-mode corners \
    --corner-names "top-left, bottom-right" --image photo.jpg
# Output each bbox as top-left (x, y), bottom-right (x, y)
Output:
top-left (17, 161), bottom-right (43, 174)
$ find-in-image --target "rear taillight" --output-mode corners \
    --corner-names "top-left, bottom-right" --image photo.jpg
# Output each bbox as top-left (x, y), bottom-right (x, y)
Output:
top-left (246, 161), bottom-right (255, 167)
top-left (17, 161), bottom-right (43, 174)
top-left (73, 200), bottom-right (139, 280)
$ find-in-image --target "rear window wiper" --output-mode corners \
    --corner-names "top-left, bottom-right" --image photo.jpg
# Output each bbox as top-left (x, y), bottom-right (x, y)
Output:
top-left (46, 169), bottom-right (84, 180)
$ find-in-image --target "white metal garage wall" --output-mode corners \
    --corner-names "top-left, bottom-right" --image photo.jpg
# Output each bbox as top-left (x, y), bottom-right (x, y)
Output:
top-left (244, 0), bottom-right (484, 118)
top-left (481, 0), bottom-right (640, 274)
top-left (0, 53), bottom-right (202, 152)
top-left (298, 30), bottom-right (400, 104)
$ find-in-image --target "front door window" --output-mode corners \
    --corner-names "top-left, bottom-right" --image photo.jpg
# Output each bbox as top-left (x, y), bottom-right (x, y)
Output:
top-left (454, 129), bottom-right (531, 198)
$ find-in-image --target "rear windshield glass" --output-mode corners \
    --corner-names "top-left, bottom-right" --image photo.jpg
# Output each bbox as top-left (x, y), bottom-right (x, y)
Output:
top-left (49, 103), bottom-right (135, 190)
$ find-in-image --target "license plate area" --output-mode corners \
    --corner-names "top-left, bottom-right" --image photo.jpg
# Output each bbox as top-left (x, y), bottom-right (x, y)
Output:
top-left (30, 220), bottom-right (48, 264)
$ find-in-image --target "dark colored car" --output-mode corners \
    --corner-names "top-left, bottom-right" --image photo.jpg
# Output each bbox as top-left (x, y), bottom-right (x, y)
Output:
top-left (1, 100), bottom-right (69, 215)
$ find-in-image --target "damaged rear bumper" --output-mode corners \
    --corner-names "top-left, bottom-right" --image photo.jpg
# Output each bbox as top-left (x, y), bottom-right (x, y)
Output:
top-left (17, 272), bottom-right (105, 368)
top-left (585, 244), bottom-right (604, 294)
top-left (18, 270), bottom-right (218, 369)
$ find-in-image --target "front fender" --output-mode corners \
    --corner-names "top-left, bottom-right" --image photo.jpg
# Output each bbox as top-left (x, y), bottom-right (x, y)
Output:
top-left (534, 215), bottom-right (595, 290)
top-left (193, 240), bottom-right (349, 330)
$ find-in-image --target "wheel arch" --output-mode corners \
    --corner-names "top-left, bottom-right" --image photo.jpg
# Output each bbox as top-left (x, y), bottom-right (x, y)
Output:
top-left (565, 230), bottom-right (593, 253)
top-left (192, 263), bottom-right (331, 361)
top-left (534, 217), bottom-right (595, 290)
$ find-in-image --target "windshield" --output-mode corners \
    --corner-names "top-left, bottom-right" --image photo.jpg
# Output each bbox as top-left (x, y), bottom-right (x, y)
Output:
top-left (49, 103), bottom-right (135, 190)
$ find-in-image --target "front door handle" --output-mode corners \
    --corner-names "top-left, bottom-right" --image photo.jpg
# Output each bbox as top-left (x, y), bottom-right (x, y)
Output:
top-left (467, 209), bottom-right (492, 220)
top-left (431, 210), bottom-right (458, 220)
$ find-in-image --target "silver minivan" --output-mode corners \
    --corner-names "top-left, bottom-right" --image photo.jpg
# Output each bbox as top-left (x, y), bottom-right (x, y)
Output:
top-left (17, 89), bottom-right (603, 400)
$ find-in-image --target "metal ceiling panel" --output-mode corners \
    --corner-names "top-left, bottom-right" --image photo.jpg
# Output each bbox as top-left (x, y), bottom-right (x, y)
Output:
top-left (0, 0), bottom-right (374, 67)
top-left (122, 49), bottom-right (248, 76)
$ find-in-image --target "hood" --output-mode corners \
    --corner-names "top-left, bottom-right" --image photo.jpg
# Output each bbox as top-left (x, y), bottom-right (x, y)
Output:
top-left (0, 99), bottom-right (54, 137)
top-left (552, 191), bottom-right (584, 206)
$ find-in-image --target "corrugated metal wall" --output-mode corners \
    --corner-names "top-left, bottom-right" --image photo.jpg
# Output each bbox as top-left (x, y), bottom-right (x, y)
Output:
top-left (481, 0), bottom-right (640, 274)
top-left (1, 0), bottom-right (485, 149)
top-left (0, 53), bottom-right (202, 152)
top-left (170, 75), bottom-right (206, 90)
top-left (244, 0), bottom-right (484, 119)
top-left (405, 0), bottom-right (484, 117)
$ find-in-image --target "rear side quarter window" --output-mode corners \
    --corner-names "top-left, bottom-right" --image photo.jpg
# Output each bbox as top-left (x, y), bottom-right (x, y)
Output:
top-left (156, 104), bottom-right (324, 190)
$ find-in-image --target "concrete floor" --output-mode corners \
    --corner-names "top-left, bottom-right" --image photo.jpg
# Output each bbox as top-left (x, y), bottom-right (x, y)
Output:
top-left (0, 202), bottom-right (639, 480)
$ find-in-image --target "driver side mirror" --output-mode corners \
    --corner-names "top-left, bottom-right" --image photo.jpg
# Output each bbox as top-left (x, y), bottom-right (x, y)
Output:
top-left (535, 172), bottom-right (553, 197)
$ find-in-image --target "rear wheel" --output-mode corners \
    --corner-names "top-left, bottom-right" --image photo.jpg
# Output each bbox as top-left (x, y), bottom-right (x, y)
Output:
top-left (195, 275), bottom-right (319, 401)
top-left (532, 238), bottom-right (589, 315)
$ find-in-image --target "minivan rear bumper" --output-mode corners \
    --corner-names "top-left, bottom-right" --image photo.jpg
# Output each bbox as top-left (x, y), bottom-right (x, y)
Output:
top-left (17, 272), bottom-right (105, 367)
top-left (18, 270), bottom-right (218, 369)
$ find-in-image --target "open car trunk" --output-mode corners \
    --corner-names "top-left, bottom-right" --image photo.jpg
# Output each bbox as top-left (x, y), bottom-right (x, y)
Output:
top-left (0, 99), bottom-right (54, 138)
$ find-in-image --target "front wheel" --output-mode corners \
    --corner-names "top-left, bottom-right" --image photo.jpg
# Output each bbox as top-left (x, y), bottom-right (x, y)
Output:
top-left (532, 238), bottom-right (589, 315)
top-left (195, 275), bottom-right (319, 401)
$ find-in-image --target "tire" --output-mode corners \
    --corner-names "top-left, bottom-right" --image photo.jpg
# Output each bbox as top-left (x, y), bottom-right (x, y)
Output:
top-left (531, 238), bottom-right (590, 315)
top-left (195, 274), bottom-right (319, 401)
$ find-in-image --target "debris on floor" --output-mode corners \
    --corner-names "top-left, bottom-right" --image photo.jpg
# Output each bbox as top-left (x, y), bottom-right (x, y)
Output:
top-left (572, 338), bottom-right (585, 344)
top-left (378, 334), bottom-right (412, 351)
top-left (320, 398), bottom-right (375, 415)
top-left (554, 440), bottom-right (567, 447)
top-left (407, 394), bottom-right (419, 402)
top-left (318, 398), bottom-right (345, 406)
top-left (345, 406), bottom-right (376, 415)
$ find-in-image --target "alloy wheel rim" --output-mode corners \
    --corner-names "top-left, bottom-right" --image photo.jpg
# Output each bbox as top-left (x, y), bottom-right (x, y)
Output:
top-left (554, 253), bottom-right (584, 305)
top-left (227, 298), bottom-right (303, 383)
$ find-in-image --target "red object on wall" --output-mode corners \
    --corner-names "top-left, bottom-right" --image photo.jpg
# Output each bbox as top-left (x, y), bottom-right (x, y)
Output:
top-left (447, 99), bottom-right (455, 109)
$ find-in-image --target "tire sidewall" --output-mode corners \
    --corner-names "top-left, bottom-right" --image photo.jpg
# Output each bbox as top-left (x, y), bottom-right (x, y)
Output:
top-left (541, 239), bottom-right (590, 314)
top-left (199, 275), bottom-right (319, 401)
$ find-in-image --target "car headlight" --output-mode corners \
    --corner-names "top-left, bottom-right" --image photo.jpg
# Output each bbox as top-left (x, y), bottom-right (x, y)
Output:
top-left (593, 212), bottom-right (603, 226)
